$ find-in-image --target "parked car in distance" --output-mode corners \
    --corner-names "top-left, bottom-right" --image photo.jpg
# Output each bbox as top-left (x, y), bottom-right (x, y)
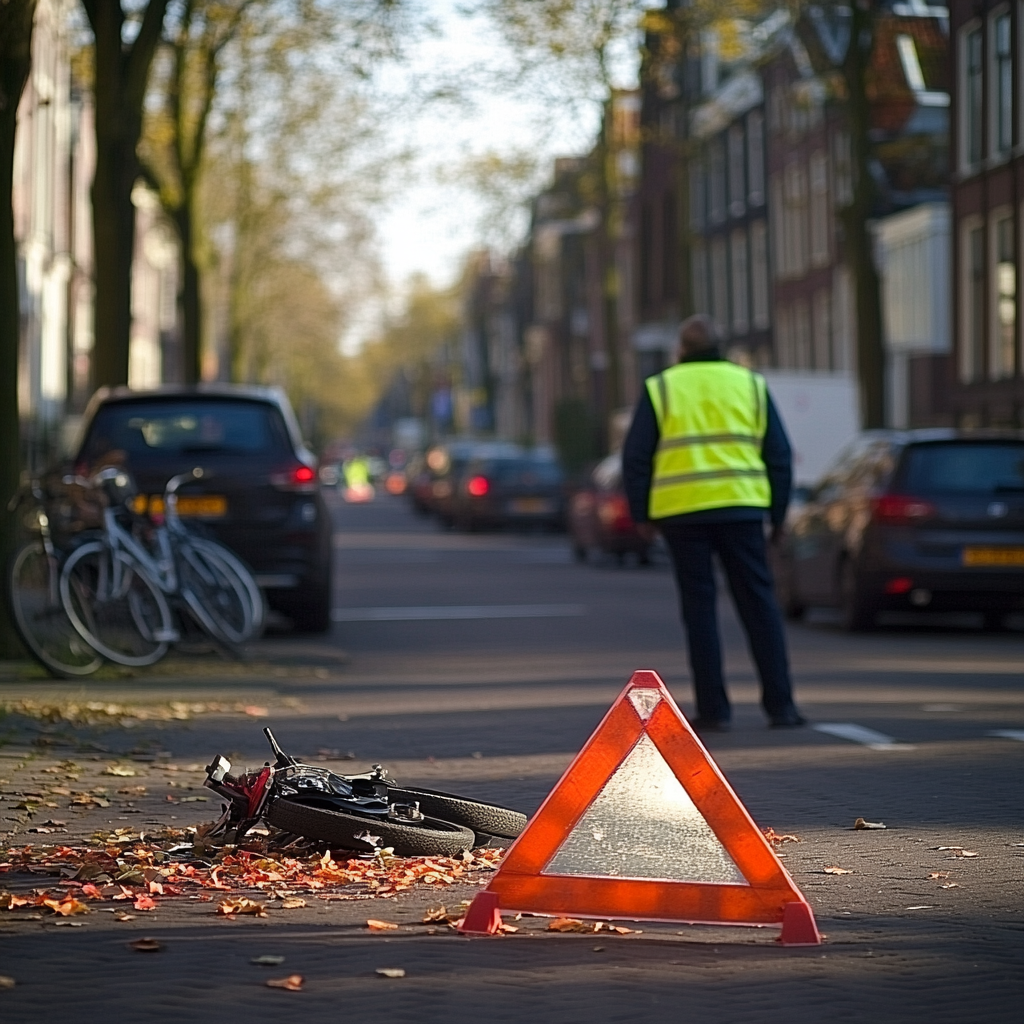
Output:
top-left (449, 450), bottom-right (565, 531)
top-left (72, 384), bottom-right (333, 632)
top-left (773, 430), bottom-right (1024, 630)
top-left (568, 454), bottom-right (651, 564)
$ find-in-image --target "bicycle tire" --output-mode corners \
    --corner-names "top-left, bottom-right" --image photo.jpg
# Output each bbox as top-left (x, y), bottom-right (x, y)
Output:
top-left (60, 541), bottom-right (174, 667)
top-left (386, 786), bottom-right (527, 845)
top-left (178, 542), bottom-right (253, 645)
top-left (189, 537), bottom-right (264, 639)
top-left (266, 797), bottom-right (476, 857)
top-left (8, 542), bottom-right (103, 678)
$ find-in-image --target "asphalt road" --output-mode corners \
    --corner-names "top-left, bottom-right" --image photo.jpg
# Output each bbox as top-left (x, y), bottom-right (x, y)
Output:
top-left (1, 490), bottom-right (1022, 1022)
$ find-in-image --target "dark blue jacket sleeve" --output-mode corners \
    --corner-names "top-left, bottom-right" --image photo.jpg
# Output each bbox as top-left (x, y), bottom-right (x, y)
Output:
top-left (762, 393), bottom-right (793, 527)
top-left (622, 389), bottom-right (658, 524)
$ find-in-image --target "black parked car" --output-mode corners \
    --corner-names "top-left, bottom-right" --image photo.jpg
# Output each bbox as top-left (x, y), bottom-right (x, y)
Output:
top-left (72, 384), bottom-right (332, 632)
top-left (773, 430), bottom-right (1024, 630)
top-left (449, 450), bottom-right (564, 531)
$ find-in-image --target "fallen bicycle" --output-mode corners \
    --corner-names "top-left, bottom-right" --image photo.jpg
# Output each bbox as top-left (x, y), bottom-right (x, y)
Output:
top-left (202, 728), bottom-right (528, 857)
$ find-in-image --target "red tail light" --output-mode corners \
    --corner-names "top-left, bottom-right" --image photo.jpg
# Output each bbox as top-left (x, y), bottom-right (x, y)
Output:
top-left (270, 463), bottom-right (318, 493)
top-left (598, 494), bottom-right (632, 531)
top-left (467, 476), bottom-right (489, 497)
top-left (872, 494), bottom-right (936, 524)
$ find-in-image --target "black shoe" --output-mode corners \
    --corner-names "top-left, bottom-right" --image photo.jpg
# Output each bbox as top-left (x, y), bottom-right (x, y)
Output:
top-left (691, 717), bottom-right (732, 734)
top-left (769, 711), bottom-right (808, 728)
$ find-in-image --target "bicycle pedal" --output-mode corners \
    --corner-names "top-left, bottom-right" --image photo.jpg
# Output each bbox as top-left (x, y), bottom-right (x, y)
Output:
top-left (153, 628), bottom-right (181, 642)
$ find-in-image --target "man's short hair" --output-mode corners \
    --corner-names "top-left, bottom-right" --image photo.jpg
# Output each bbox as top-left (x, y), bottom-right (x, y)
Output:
top-left (678, 314), bottom-right (719, 355)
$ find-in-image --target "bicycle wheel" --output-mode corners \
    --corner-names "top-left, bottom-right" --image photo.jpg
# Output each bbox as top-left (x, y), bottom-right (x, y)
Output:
top-left (60, 541), bottom-right (174, 667)
top-left (188, 537), bottom-right (264, 640)
top-left (178, 542), bottom-right (253, 645)
top-left (8, 542), bottom-right (103, 678)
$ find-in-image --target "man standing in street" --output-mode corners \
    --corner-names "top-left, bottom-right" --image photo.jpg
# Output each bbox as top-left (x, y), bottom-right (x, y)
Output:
top-left (622, 314), bottom-right (805, 731)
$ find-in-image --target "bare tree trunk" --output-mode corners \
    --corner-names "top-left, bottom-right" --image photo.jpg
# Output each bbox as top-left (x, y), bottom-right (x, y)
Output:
top-left (84, 0), bottom-right (170, 390)
top-left (841, 0), bottom-right (885, 428)
top-left (0, 0), bottom-right (37, 656)
top-left (175, 205), bottom-right (202, 382)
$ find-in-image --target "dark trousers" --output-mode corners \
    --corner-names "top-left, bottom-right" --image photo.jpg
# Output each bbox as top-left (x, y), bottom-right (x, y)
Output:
top-left (660, 519), bottom-right (795, 722)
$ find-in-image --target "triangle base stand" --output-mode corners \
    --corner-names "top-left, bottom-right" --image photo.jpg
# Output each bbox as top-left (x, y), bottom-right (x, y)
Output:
top-left (459, 890), bottom-right (502, 935)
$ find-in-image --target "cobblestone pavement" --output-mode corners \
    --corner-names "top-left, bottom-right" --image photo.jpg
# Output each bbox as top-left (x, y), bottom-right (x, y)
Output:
top-left (0, 494), bottom-right (1021, 1022)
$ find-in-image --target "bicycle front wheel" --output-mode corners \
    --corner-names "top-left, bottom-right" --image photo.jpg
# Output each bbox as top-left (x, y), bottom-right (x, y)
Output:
top-left (187, 538), bottom-right (264, 641)
top-left (60, 541), bottom-right (174, 667)
top-left (8, 542), bottom-right (103, 678)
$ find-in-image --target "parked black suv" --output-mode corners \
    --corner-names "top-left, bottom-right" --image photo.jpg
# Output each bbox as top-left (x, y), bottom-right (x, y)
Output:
top-left (774, 430), bottom-right (1024, 630)
top-left (72, 385), bottom-right (332, 632)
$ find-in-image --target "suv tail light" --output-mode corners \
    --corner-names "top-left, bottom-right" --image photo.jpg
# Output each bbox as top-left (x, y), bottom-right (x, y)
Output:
top-left (466, 476), bottom-right (489, 497)
top-left (598, 494), bottom-right (632, 531)
top-left (270, 463), bottom-right (318, 493)
top-left (872, 494), bottom-right (936, 524)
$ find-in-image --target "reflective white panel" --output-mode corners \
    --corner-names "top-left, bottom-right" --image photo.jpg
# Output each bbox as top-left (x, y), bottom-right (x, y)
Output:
top-left (627, 689), bottom-right (662, 721)
top-left (544, 734), bottom-right (746, 884)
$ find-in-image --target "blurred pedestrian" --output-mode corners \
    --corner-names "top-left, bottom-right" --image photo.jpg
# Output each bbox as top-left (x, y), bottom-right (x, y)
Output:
top-left (622, 314), bottom-right (806, 731)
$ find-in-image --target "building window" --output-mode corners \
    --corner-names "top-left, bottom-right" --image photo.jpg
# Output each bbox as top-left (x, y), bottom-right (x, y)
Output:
top-left (832, 132), bottom-right (852, 207)
top-left (960, 217), bottom-right (985, 382)
top-left (730, 228), bottom-right (749, 335)
top-left (813, 288), bottom-right (832, 370)
top-left (711, 236), bottom-right (729, 336)
top-left (692, 241), bottom-right (709, 315)
top-left (991, 211), bottom-right (1016, 379)
top-left (992, 11), bottom-right (1013, 158)
top-left (728, 125), bottom-right (745, 218)
top-left (689, 158), bottom-right (705, 230)
top-left (962, 25), bottom-right (984, 170)
top-left (793, 299), bottom-right (812, 369)
top-left (769, 174), bottom-right (786, 279)
top-left (809, 150), bottom-right (830, 267)
top-left (750, 219), bottom-right (770, 329)
top-left (709, 139), bottom-right (726, 224)
top-left (662, 190), bottom-right (677, 301)
top-left (775, 305), bottom-right (791, 366)
top-left (784, 161), bottom-right (808, 278)
top-left (747, 111), bottom-right (765, 206)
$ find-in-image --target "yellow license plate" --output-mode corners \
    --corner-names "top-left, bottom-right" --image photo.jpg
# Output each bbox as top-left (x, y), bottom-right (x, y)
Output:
top-left (962, 546), bottom-right (1024, 567)
top-left (511, 498), bottom-right (553, 514)
top-left (133, 494), bottom-right (228, 518)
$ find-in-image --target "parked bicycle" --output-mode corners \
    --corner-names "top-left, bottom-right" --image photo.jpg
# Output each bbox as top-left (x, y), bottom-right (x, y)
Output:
top-left (59, 467), bottom-right (263, 667)
top-left (6, 478), bottom-right (103, 678)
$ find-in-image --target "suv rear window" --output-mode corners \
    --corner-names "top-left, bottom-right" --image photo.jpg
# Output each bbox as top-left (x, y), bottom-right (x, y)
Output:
top-left (901, 442), bottom-right (1024, 494)
top-left (81, 400), bottom-right (291, 461)
top-left (485, 459), bottom-right (562, 485)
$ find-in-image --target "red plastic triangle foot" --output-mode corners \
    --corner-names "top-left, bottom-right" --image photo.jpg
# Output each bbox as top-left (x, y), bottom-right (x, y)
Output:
top-left (458, 890), bottom-right (502, 935)
top-left (779, 900), bottom-right (822, 945)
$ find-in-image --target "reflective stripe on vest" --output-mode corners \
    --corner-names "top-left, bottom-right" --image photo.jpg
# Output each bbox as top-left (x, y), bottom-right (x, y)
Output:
top-left (646, 362), bottom-right (770, 519)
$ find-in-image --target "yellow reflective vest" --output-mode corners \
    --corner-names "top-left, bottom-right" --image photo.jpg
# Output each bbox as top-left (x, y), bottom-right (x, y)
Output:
top-left (645, 361), bottom-right (771, 519)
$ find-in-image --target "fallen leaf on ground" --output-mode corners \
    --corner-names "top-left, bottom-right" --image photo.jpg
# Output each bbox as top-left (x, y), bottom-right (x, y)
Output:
top-left (134, 895), bottom-right (157, 911)
top-left (217, 898), bottom-right (267, 917)
top-left (43, 897), bottom-right (89, 917)
top-left (823, 866), bottom-right (853, 875)
top-left (265, 975), bottom-right (303, 991)
top-left (114, 912), bottom-right (135, 922)
top-left (251, 956), bottom-right (285, 966)
top-left (762, 828), bottom-right (801, 846)
top-left (928, 872), bottom-right (951, 879)
top-left (854, 818), bottom-right (887, 830)
top-left (422, 906), bottom-right (450, 923)
top-left (244, 706), bottom-right (269, 718)
top-left (130, 938), bottom-right (161, 952)
top-left (0, 976), bottom-right (14, 989)
top-left (375, 968), bottom-right (406, 978)
top-left (366, 919), bottom-right (399, 931)
top-left (940, 883), bottom-right (960, 889)
top-left (547, 917), bottom-right (592, 933)
top-left (103, 765), bottom-right (137, 777)
top-left (281, 897), bottom-right (306, 909)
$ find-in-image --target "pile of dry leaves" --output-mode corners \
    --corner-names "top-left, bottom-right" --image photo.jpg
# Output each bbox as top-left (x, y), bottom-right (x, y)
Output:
top-left (0, 830), bottom-right (504, 919)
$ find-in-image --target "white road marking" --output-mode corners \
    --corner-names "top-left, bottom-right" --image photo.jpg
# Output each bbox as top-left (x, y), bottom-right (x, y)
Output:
top-left (813, 723), bottom-right (915, 751)
top-left (331, 603), bottom-right (586, 622)
top-left (989, 730), bottom-right (1024, 742)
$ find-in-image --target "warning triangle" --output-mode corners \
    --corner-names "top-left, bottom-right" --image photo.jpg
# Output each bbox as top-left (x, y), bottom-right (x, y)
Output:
top-left (460, 670), bottom-right (820, 944)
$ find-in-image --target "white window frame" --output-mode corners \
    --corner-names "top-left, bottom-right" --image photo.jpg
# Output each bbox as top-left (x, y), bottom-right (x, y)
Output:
top-left (960, 21), bottom-right (985, 174)
top-left (989, 6), bottom-right (1013, 161)
top-left (989, 206), bottom-right (1016, 380)
top-left (959, 214), bottom-right (986, 383)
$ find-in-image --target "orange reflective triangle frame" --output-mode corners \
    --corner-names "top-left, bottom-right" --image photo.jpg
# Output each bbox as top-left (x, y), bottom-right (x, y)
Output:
top-left (461, 670), bottom-right (820, 944)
